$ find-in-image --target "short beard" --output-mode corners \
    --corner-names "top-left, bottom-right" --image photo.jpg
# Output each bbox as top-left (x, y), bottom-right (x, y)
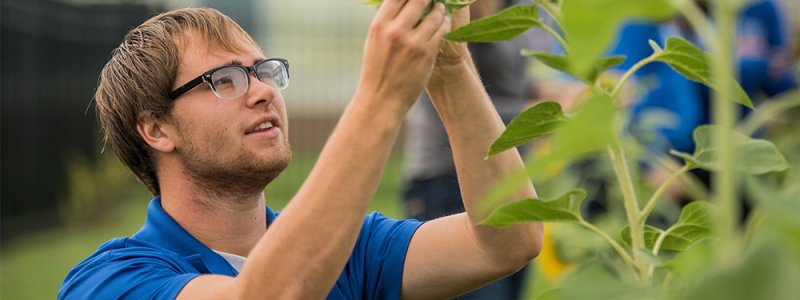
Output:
top-left (180, 138), bottom-right (292, 204)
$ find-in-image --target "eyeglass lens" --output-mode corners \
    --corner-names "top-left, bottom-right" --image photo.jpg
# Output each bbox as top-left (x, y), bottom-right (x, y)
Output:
top-left (208, 60), bottom-right (288, 99)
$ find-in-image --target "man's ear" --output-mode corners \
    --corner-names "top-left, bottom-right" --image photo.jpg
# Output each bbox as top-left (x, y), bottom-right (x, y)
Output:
top-left (136, 111), bottom-right (176, 153)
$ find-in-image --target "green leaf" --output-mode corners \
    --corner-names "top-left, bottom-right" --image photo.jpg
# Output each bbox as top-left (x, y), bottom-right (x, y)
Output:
top-left (653, 37), bottom-right (753, 108)
top-left (446, 5), bottom-right (541, 42)
top-left (488, 101), bottom-right (567, 157)
top-left (621, 202), bottom-right (713, 252)
top-left (680, 240), bottom-right (800, 300)
top-left (522, 50), bottom-right (625, 83)
top-left (358, 0), bottom-right (383, 5)
top-left (648, 39), bottom-right (663, 53)
top-left (635, 248), bottom-right (666, 267)
top-left (559, 260), bottom-right (657, 300)
top-left (360, 0), bottom-right (475, 16)
top-left (562, 0), bottom-right (675, 79)
top-left (658, 201), bottom-right (713, 251)
top-left (481, 189), bottom-right (586, 227)
top-left (529, 93), bottom-right (617, 177)
top-left (621, 225), bottom-right (663, 249)
top-left (671, 125), bottom-right (789, 174)
top-left (535, 289), bottom-right (563, 300)
top-left (443, 0), bottom-right (475, 14)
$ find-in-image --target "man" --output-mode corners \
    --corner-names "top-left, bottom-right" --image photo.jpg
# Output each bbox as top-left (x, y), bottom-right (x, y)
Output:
top-left (58, 1), bottom-right (542, 299)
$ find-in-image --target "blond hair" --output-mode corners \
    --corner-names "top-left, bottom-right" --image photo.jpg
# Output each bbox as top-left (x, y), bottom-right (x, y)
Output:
top-left (95, 8), bottom-right (258, 195)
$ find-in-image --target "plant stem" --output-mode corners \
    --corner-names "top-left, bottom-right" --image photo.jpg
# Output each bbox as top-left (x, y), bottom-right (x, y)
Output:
top-left (667, 0), bottom-right (716, 52)
top-left (540, 22), bottom-right (570, 53)
top-left (742, 207), bottom-right (764, 245)
top-left (579, 219), bottom-right (638, 271)
top-left (611, 54), bottom-right (657, 100)
top-left (711, 0), bottom-right (742, 265)
top-left (640, 166), bottom-right (691, 223)
top-left (607, 141), bottom-right (649, 282)
top-left (536, 0), bottom-right (562, 24)
top-left (659, 271), bottom-right (675, 300)
top-left (738, 90), bottom-right (800, 135)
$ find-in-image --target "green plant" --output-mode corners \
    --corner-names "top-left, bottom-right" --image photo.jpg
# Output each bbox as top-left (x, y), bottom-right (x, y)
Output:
top-left (364, 0), bottom-right (800, 298)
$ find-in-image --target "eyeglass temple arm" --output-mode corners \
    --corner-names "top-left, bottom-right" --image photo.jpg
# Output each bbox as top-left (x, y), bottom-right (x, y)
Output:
top-left (169, 75), bottom-right (206, 100)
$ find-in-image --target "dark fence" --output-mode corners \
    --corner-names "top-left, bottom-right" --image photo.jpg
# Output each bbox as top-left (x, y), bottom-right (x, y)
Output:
top-left (1, 0), bottom-right (160, 241)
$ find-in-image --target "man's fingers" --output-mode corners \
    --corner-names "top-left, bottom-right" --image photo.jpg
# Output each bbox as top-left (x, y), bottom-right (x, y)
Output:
top-left (374, 0), bottom-right (408, 21)
top-left (428, 15), bottom-right (452, 48)
top-left (415, 2), bottom-right (446, 40)
top-left (395, 0), bottom-right (433, 28)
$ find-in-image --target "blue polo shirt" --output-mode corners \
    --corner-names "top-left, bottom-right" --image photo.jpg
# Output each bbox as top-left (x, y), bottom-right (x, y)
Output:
top-left (58, 198), bottom-right (423, 299)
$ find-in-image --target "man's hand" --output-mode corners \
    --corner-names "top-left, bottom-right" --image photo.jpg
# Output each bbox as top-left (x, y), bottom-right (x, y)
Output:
top-left (359, 0), bottom-right (452, 109)
top-left (432, 5), bottom-right (470, 69)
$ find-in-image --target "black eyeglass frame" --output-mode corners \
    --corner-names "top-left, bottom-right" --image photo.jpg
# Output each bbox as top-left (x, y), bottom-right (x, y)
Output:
top-left (168, 58), bottom-right (290, 100)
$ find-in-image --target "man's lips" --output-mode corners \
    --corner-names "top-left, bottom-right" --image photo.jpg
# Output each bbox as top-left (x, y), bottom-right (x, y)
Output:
top-left (245, 116), bottom-right (280, 135)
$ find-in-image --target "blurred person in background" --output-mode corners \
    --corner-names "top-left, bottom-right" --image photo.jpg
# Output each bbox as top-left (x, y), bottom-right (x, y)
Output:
top-left (58, 2), bottom-right (543, 299)
top-left (614, 0), bottom-right (798, 214)
top-left (402, 1), bottom-right (537, 299)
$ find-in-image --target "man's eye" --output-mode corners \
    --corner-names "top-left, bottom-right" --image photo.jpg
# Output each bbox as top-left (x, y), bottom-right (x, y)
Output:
top-left (214, 77), bottom-right (234, 86)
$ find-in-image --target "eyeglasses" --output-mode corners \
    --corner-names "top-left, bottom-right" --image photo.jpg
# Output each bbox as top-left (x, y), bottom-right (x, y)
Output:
top-left (169, 58), bottom-right (290, 100)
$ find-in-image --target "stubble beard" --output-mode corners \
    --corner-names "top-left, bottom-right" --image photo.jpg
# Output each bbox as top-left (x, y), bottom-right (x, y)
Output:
top-left (180, 135), bottom-right (292, 202)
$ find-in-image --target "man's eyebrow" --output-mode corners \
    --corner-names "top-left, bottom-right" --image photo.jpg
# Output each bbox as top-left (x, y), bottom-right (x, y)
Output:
top-left (225, 58), bottom-right (266, 67)
top-left (227, 59), bottom-right (244, 66)
top-left (253, 57), bottom-right (267, 65)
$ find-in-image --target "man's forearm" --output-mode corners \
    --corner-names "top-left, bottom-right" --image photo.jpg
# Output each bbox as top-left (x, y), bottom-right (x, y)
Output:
top-left (239, 91), bottom-right (407, 298)
top-left (427, 58), bottom-right (543, 261)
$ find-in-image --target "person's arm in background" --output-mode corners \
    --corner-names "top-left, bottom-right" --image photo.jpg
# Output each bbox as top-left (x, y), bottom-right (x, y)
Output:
top-left (401, 7), bottom-right (543, 299)
top-left (757, 0), bottom-right (797, 95)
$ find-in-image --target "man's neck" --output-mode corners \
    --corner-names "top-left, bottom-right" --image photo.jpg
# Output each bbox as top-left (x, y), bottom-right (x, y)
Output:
top-left (160, 183), bottom-right (268, 258)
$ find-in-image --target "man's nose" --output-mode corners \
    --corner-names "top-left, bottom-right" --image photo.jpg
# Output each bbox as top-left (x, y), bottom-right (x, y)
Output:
top-left (245, 73), bottom-right (277, 108)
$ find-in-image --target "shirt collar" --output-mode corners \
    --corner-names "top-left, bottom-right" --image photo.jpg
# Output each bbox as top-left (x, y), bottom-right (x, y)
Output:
top-left (131, 197), bottom-right (277, 275)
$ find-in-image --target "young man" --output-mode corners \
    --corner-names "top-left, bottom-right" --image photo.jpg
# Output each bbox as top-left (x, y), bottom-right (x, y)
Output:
top-left (58, 1), bottom-right (542, 299)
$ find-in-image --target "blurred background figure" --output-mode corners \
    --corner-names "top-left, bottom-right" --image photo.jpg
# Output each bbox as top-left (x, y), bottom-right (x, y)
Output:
top-left (402, 1), bottom-right (538, 298)
top-left (609, 0), bottom-right (798, 216)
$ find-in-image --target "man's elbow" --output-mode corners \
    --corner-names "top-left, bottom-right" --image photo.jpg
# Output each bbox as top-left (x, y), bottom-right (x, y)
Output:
top-left (494, 223), bottom-right (544, 273)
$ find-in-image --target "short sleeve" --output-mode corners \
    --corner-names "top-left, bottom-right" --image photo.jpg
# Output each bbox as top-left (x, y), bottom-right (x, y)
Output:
top-left (58, 241), bottom-right (202, 300)
top-left (345, 212), bottom-right (422, 300)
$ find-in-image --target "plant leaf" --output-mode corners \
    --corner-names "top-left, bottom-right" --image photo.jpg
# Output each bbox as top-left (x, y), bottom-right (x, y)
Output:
top-left (562, 0), bottom-right (675, 79)
top-left (522, 50), bottom-right (625, 83)
top-left (481, 189), bottom-right (586, 227)
top-left (658, 201), bottom-right (713, 251)
top-left (670, 125), bottom-right (788, 174)
top-left (680, 240), bottom-right (800, 300)
top-left (488, 101), bottom-right (567, 157)
top-left (648, 39), bottom-right (663, 53)
top-left (529, 93), bottom-right (617, 177)
top-left (653, 37), bottom-right (753, 108)
top-left (443, 0), bottom-right (475, 14)
top-left (621, 202), bottom-right (713, 252)
top-left (446, 5), bottom-right (541, 42)
top-left (621, 225), bottom-right (663, 249)
top-left (358, 0), bottom-right (383, 5)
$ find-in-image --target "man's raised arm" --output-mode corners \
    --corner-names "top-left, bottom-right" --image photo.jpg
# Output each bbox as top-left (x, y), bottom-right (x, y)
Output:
top-left (401, 7), bottom-right (543, 300)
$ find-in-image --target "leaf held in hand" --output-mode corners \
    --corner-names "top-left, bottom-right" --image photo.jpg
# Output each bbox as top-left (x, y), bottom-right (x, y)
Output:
top-left (446, 5), bottom-right (541, 42)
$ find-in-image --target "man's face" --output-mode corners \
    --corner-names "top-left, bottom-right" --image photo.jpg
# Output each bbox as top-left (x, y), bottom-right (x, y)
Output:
top-left (166, 31), bottom-right (292, 195)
